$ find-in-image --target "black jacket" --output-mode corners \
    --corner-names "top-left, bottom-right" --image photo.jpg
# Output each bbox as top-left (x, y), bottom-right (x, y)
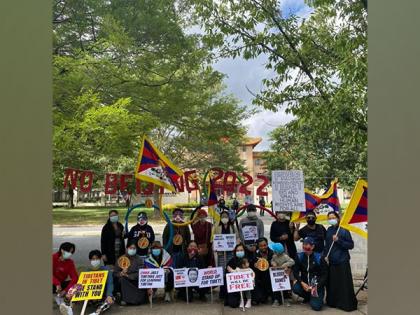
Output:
top-left (100, 221), bottom-right (125, 265)
top-left (270, 220), bottom-right (297, 259)
top-left (127, 224), bottom-right (155, 256)
top-left (293, 252), bottom-right (328, 288)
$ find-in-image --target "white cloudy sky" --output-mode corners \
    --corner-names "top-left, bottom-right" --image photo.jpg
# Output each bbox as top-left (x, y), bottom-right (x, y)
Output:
top-left (211, 0), bottom-right (313, 150)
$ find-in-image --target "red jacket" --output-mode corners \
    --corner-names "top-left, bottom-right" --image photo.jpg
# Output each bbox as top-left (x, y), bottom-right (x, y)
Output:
top-left (52, 252), bottom-right (78, 291)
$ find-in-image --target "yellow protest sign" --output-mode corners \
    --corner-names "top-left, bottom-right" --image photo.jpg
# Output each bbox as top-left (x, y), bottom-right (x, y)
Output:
top-left (71, 271), bottom-right (108, 302)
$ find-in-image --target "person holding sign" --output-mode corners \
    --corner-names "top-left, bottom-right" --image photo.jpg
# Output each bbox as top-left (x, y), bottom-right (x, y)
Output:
top-left (86, 250), bottom-right (114, 315)
top-left (191, 209), bottom-right (215, 267)
top-left (175, 240), bottom-right (208, 302)
top-left (269, 243), bottom-right (295, 307)
top-left (293, 211), bottom-right (327, 254)
top-left (144, 241), bottom-right (174, 302)
top-left (52, 242), bottom-right (78, 312)
top-left (236, 258), bottom-right (255, 309)
top-left (292, 237), bottom-right (328, 311)
top-left (225, 243), bottom-right (248, 308)
top-left (213, 210), bottom-right (239, 300)
top-left (162, 208), bottom-right (191, 266)
top-left (323, 211), bottom-right (358, 312)
top-left (101, 210), bottom-right (125, 267)
top-left (238, 204), bottom-right (264, 259)
top-left (113, 239), bottom-right (148, 305)
top-left (251, 237), bottom-right (274, 305)
top-left (127, 212), bottom-right (155, 257)
top-left (270, 211), bottom-right (297, 259)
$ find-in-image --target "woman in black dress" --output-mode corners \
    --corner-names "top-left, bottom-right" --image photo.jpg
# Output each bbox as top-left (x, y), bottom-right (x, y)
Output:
top-left (324, 211), bottom-right (358, 312)
top-left (101, 210), bottom-right (126, 267)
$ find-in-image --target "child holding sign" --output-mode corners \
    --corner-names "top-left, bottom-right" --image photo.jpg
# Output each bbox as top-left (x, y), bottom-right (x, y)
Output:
top-left (235, 258), bottom-right (255, 309)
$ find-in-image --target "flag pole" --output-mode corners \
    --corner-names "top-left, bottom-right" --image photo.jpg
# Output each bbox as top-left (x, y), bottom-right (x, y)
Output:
top-left (325, 225), bottom-right (341, 259)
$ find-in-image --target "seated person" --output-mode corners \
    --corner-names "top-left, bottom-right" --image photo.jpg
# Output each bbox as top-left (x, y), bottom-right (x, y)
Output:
top-left (292, 237), bottom-right (328, 311)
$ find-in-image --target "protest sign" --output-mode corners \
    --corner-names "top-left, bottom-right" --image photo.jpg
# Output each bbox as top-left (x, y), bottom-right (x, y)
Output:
top-left (269, 268), bottom-right (291, 291)
top-left (226, 270), bottom-right (254, 293)
top-left (213, 234), bottom-right (236, 251)
top-left (242, 225), bottom-right (258, 241)
top-left (197, 267), bottom-right (224, 288)
top-left (272, 170), bottom-right (305, 212)
top-left (71, 271), bottom-right (108, 302)
top-left (173, 268), bottom-right (199, 288)
top-left (138, 269), bottom-right (165, 289)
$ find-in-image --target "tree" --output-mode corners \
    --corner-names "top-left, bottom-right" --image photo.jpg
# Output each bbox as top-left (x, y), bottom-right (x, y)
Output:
top-left (53, 0), bottom-right (250, 201)
top-left (188, 0), bottom-right (367, 189)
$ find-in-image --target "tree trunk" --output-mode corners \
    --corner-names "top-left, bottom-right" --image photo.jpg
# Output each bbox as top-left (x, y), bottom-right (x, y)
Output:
top-left (153, 185), bottom-right (161, 219)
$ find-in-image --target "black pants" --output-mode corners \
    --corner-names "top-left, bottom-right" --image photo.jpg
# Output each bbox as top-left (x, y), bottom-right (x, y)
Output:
top-left (52, 280), bottom-right (70, 293)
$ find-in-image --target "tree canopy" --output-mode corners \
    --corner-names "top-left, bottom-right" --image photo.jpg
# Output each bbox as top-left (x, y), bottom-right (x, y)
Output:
top-left (53, 0), bottom-right (250, 189)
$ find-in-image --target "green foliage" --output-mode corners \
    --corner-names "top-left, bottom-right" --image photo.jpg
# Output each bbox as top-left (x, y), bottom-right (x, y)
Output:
top-left (53, 0), bottom-right (249, 189)
top-left (189, 0), bottom-right (367, 189)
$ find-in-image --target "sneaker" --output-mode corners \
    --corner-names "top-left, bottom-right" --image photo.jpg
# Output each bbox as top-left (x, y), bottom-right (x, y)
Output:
top-left (54, 295), bottom-right (64, 306)
top-left (165, 292), bottom-right (171, 302)
top-left (272, 299), bottom-right (280, 307)
top-left (285, 299), bottom-right (292, 307)
top-left (59, 303), bottom-right (73, 315)
top-left (120, 300), bottom-right (127, 306)
top-left (245, 300), bottom-right (251, 308)
top-left (239, 299), bottom-right (244, 308)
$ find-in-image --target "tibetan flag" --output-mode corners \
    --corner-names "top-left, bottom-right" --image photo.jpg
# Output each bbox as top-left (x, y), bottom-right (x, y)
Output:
top-left (207, 178), bottom-right (218, 207)
top-left (291, 179), bottom-right (339, 223)
top-left (340, 179), bottom-right (368, 239)
top-left (134, 136), bottom-right (183, 192)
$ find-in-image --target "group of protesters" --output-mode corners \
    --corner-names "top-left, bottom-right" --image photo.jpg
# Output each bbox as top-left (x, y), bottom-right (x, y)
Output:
top-left (53, 201), bottom-right (359, 315)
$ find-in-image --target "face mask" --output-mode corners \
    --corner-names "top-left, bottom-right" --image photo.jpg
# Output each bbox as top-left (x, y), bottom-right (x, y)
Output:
top-left (90, 259), bottom-right (101, 268)
top-left (152, 249), bottom-right (161, 257)
top-left (328, 219), bottom-right (338, 226)
top-left (277, 213), bottom-right (286, 220)
top-left (62, 251), bottom-right (72, 260)
top-left (247, 211), bottom-right (256, 218)
top-left (127, 248), bottom-right (137, 256)
top-left (138, 219), bottom-right (147, 226)
top-left (303, 245), bottom-right (313, 254)
top-left (187, 248), bottom-right (198, 256)
top-left (199, 217), bottom-right (206, 223)
top-left (221, 218), bottom-right (229, 224)
top-left (110, 215), bottom-right (119, 223)
top-left (306, 218), bottom-right (316, 225)
top-left (236, 251), bottom-right (245, 258)
top-left (174, 215), bottom-right (183, 222)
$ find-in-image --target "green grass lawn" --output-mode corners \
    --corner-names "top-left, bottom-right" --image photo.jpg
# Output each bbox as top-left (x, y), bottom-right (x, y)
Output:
top-left (53, 207), bottom-right (194, 225)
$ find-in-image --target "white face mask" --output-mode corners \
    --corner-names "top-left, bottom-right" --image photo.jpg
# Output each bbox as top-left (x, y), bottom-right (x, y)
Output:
top-left (328, 219), bottom-right (338, 226)
top-left (221, 218), bottom-right (229, 224)
top-left (62, 251), bottom-right (72, 260)
top-left (127, 248), bottom-right (137, 256)
top-left (90, 259), bottom-right (101, 268)
top-left (277, 213), bottom-right (286, 220)
top-left (247, 211), bottom-right (257, 218)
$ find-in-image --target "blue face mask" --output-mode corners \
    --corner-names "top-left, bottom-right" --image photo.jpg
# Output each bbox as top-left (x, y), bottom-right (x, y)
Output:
top-left (328, 219), bottom-right (338, 226)
top-left (152, 249), bottom-right (161, 257)
top-left (127, 248), bottom-right (137, 256)
top-left (110, 215), bottom-right (119, 223)
top-left (236, 251), bottom-right (245, 258)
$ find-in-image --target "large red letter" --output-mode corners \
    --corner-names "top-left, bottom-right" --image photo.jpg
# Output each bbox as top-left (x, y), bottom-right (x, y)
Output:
top-left (223, 171), bottom-right (237, 193)
top-left (256, 175), bottom-right (269, 197)
top-left (79, 170), bottom-right (94, 193)
top-left (185, 170), bottom-right (199, 193)
top-left (63, 168), bottom-right (79, 189)
top-left (239, 172), bottom-right (253, 195)
top-left (105, 173), bottom-right (119, 194)
top-left (120, 174), bottom-right (133, 194)
top-left (210, 167), bottom-right (224, 190)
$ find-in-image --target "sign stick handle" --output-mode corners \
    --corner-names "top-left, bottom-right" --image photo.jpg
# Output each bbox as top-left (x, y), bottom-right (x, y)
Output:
top-left (186, 287), bottom-right (189, 304)
top-left (80, 300), bottom-right (88, 315)
top-left (210, 286), bottom-right (213, 304)
top-left (224, 251), bottom-right (227, 268)
top-left (150, 294), bottom-right (153, 309)
top-left (240, 291), bottom-right (245, 312)
top-left (280, 290), bottom-right (285, 307)
top-left (326, 226), bottom-right (341, 259)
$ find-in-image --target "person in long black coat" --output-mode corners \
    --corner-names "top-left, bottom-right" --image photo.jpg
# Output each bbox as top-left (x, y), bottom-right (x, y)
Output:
top-left (324, 211), bottom-right (358, 312)
top-left (101, 210), bottom-right (126, 266)
top-left (270, 211), bottom-right (297, 259)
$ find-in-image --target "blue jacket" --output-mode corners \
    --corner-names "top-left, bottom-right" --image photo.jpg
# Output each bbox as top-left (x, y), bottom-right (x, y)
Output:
top-left (324, 226), bottom-right (354, 265)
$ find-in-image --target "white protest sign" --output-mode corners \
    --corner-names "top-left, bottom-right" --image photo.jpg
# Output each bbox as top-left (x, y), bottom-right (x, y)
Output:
top-left (272, 170), bottom-right (306, 212)
top-left (213, 234), bottom-right (236, 251)
top-left (269, 268), bottom-right (291, 291)
top-left (242, 225), bottom-right (258, 241)
top-left (197, 267), bottom-right (224, 288)
top-left (138, 269), bottom-right (165, 289)
top-left (173, 268), bottom-right (199, 288)
top-left (226, 270), bottom-right (254, 293)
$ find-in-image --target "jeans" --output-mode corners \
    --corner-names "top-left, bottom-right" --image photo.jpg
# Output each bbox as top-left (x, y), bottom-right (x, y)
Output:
top-left (292, 282), bottom-right (324, 311)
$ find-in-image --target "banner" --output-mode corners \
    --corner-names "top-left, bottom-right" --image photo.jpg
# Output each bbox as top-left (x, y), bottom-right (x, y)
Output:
top-left (71, 271), bottom-right (108, 302)
top-left (272, 170), bottom-right (306, 212)
top-left (135, 136), bottom-right (184, 192)
top-left (197, 267), bottom-right (224, 288)
top-left (340, 179), bottom-right (368, 238)
top-left (269, 268), bottom-right (291, 291)
top-left (226, 271), bottom-right (255, 293)
top-left (138, 269), bottom-right (165, 289)
top-left (173, 268), bottom-right (199, 288)
top-left (213, 234), bottom-right (236, 251)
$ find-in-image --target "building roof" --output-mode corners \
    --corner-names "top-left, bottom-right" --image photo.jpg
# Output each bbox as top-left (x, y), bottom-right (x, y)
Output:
top-left (243, 137), bottom-right (262, 148)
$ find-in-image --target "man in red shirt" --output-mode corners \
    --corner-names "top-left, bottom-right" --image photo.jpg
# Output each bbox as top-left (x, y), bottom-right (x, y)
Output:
top-left (52, 242), bottom-right (78, 312)
top-left (191, 209), bottom-right (214, 267)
